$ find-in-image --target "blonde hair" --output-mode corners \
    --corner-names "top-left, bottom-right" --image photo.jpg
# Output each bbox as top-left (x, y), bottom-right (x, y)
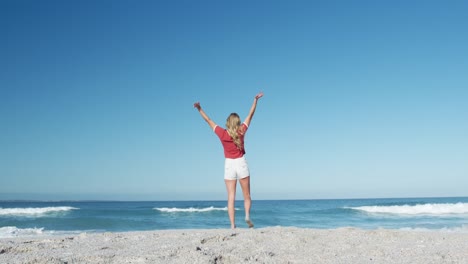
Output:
top-left (226, 113), bottom-right (245, 150)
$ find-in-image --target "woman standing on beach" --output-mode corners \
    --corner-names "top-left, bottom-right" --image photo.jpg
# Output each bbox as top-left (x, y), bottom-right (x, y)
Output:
top-left (194, 92), bottom-right (263, 229)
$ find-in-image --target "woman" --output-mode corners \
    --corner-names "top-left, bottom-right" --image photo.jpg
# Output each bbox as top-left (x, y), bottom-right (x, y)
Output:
top-left (194, 92), bottom-right (263, 229)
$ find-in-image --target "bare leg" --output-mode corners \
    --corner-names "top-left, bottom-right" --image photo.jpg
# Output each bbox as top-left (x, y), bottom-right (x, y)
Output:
top-left (239, 176), bottom-right (253, 228)
top-left (224, 179), bottom-right (237, 229)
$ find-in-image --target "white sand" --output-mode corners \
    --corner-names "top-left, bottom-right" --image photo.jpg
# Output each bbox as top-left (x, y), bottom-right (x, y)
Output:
top-left (1, 227), bottom-right (467, 263)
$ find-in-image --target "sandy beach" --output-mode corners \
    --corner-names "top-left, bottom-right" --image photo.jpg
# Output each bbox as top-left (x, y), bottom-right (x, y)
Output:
top-left (1, 227), bottom-right (467, 263)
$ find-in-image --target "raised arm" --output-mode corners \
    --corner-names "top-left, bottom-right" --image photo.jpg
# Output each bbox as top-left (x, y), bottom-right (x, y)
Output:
top-left (194, 102), bottom-right (217, 130)
top-left (244, 92), bottom-right (264, 127)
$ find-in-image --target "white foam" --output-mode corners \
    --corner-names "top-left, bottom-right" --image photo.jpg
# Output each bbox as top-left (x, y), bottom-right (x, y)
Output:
top-left (0, 206), bottom-right (78, 217)
top-left (0, 226), bottom-right (102, 238)
top-left (348, 203), bottom-right (468, 216)
top-left (400, 224), bottom-right (468, 233)
top-left (0, 226), bottom-right (44, 238)
top-left (154, 206), bottom-right (238, 213)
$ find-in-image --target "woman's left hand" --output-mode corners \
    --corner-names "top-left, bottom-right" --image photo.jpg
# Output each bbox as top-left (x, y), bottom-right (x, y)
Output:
top-left (255, 92), bottom-right (264, 100)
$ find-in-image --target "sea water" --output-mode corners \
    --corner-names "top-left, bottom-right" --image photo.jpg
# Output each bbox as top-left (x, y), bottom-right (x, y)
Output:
top-left (1, 197), bottom-right (468, 238)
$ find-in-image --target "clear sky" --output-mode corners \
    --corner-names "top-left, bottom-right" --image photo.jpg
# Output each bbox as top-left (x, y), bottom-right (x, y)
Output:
top-left (1, 0), bottom-right (467, 201)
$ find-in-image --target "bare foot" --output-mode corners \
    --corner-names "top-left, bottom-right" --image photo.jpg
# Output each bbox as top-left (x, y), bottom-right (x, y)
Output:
top-left (245, 218), bottom-right (254, 228)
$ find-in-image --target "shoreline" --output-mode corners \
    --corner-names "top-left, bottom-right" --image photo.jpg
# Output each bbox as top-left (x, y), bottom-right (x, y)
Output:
top-left (2, 227), bottom-right (468, 263)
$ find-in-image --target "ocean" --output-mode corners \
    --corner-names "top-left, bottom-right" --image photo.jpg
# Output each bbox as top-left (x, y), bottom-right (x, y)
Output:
top-left (1, 197), bottom-right (468, 238)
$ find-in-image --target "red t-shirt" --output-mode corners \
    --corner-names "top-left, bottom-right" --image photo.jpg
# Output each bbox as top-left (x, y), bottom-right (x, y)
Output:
top-left (214, 123), bottom-right (248, 159)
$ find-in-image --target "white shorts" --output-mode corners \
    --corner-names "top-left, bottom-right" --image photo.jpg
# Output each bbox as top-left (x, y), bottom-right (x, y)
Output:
top-left (224, 156), bottom-right (250, 180)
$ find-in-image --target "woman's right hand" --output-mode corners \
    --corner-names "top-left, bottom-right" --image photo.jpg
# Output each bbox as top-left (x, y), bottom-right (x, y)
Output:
top-left (193, 102), bottom-right (201, 110)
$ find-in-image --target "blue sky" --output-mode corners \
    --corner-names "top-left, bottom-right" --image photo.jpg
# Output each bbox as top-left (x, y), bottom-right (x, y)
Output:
top-left (1, 0), bottom-right (467, 200)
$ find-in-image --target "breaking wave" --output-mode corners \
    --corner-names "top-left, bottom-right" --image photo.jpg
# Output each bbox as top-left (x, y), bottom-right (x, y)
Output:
top-left (154, 206), bottom-right (238, 213)
top-left (348, 203), bottom-right (468, 216)
top-left (0, 206), bottom-right (78, 217)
